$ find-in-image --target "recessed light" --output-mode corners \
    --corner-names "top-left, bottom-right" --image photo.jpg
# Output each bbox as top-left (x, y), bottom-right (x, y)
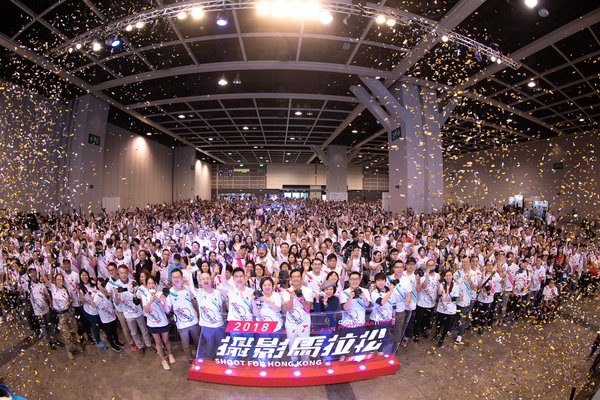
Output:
top-left (218, 78), bottom-right (228, 86)
top-left (352, 129), bottom-right (358, 133)
top-left (527, 81), bottom-right (536, 88)
top-left (178, 114), bottom-right (186, 119)
top-left (146, 132), bottom-right (152, 136)
top-left (290, 137), bottom-right (295, 140)
top-left (579, 118), bottom-right (585, 122)
top-left (208, 137), bottom-right (213, 141)
top-left (524, 0), bottom-right (537, 8)
top-left (253, 146), bottom-right (258, 149)
top-left (228, 152), bottom-right (232, 155)
top-left (294, 111), bottom-right (302, 116)
top-left (243, 126), bottom-right (249, 130)
top-left (286, 152), bottom-right (291, 155)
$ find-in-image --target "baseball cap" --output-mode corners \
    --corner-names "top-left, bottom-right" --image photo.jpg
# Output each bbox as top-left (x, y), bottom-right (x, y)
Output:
top-left (406, 256), bottom-right (417, 264)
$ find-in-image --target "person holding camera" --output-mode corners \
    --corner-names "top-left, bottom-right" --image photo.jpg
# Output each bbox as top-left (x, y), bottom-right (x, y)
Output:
top-left (386, 260), bottom-right (411, 347)
top-left (434, 269), bottom-right (460, 347)
top-left (165, 268), bottom-right (200, 362)
top-left (113, 265), bottom-right (152, 356)
top-left (370, 272), bottom-right (396, 354)
top-left (473, 260), bottom-right (500, 335)
top-left (104, 262), bottom-right (134, 349)
top-left (195, 271), bottom-right (226, 360)
top-left (252, 276), bottom-right (284, 336)
top-left (92, 278), bottom-right (123, 351)
top-left (39, 269), bottom-right (80, 360)
top-left (340, 271), bottom-right (371, 329)
top-left (282, 268), bottom-right (313, 361)
top-left (414, 260), bottom-right (439, 341)
top-left (139, 274), bottom-right (174, 370)
top-left (304, 258), bottom-right (327, 297)
top-left (23, 265), bottom-right (59, 349)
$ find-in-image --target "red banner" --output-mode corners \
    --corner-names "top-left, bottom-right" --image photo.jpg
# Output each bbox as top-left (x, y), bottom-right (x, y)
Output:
top-left (226, 320), bottom-right (279, 333)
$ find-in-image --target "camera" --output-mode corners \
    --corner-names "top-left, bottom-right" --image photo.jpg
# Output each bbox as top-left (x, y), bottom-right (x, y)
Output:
top-left (149, 288), bottom-right (156, 295)
top-left (484, 285), bottom-right (491, 295)
top-left (162, 287), bottom-right (171, 297)
top-left (131, 280), bottom-right (138, 287)
top-left (319, 293), bottom-right (325, 301)
top-left (253, 290), bottom-right (263, 299)
top-left (415, 268), bottom-right (425, 277)
top-left (353, 287), bottom-right (363, 298)
top-left (294, 289), bottom-right (303, 298)
top-left (390, 279), bottom-right (399, 286)
top-left (117, 287), bottom-right (128, 293)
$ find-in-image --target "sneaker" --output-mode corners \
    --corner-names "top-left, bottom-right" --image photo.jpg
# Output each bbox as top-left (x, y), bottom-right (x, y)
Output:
top-left (88, 337), bottom-right (96, 345)
top-left (161, 359), bottom-right (171, 370)
top-left (98, 341), bottom-right (109, 350)
top-left (436, 339), bottom-right (444, 348)
top-left (130, 342), bottom-right (139, 352)
top-left (49, 342), bottom-right (57, 351)
top-left (168, 354), bottom-right (176, 364)
top-left (110, 344), bottom-right (122, 352)
top-left (67, 351), bottom-right (74, 360)
top-left (115, 342), bottom-right (125, 349)
top-left (455, 335), bottom-right (463, 344)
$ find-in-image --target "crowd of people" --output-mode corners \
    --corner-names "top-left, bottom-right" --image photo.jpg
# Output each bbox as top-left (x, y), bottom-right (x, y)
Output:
top-left (0, 200), bottom-right (598, 371)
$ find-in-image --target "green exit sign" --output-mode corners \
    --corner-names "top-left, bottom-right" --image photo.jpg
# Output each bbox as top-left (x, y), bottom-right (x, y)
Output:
top-left (391, 127), bottom-right (402, 141)
top-left (88, 133), bottom-right (101, 146)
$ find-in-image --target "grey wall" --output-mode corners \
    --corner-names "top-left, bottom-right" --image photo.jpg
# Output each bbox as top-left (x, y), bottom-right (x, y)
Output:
top-left (444, 132), bottom-right (600, 218)
top-left (0, 80), bottom-right (70, 214)
top-left (103, 124), bottom-right (174, 209)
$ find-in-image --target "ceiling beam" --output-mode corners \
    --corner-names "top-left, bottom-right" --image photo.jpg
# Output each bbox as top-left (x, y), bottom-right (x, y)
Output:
top-left (307, 0), bottom-right (486, 163)
top-left (0, 33), bottom-right (227, 164)
top-left (90, 61), bottom-right (391, 93)
top-left (455, 7), bottom-right (600, 92)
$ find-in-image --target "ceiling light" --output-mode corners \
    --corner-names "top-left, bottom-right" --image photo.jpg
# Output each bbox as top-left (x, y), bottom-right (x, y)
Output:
top-left (75, 43), bottom-right (82, 50)
top-left (125, 24), bottom-right (133, 32)
top-left (490, 55), bottom-right (497, 62)
top-left (218, 77), bottom-right (228, 86)
top-left (527, 80), bottom-right (536, 88)
top-left (441, 35), bottom-right (449, 43)
top-left (358, 155), bottom-right (362, 158)
top-left (177, 11), bottom-right (188, 20)
top-left (178, 114), bottom-right (186, 119)
top-left (352, 129), bottom-right (358, 133)
top-left (256, 1), bottom-right (270, 15)
top-left (135, 21), bottom-right (145, 29)
top-left (579, 118), bottom-right (585, 122)
top-left (191, 7), bottom-right (204, 19)
top-left (208, 137), bottom-right (213, 141)
top-left (67, 47), bottom-right (73, 53)
top-left (318, 11), bottom-right (333, 25)
top-left (216, 13), bottom-right (228, 26)
top-left (507, 119), bottom-right (513, 123)
top-left (538, 8), bottom-right (549, 17)
top-left (110, 38), bottom-right (121, 48)
top-left (254, 146), bottom-right (258, 149)
top-left (375, 15), bottom-right (386, 24)
top-left (232, 72), bottom-right (242, 85)
top-left (290, 137), bottom-right (295, 140)
top-left (524, 0), bottom-right (537, 8)
top-left (146, 132), bottom-right (152, 136)
top-left (496, 59), bottom-right (502, 64)
top-left (294, 111), bottom-right (302, 116)
top-left (385, 18), bottom-right (396, 27)
top-left (243, 126), bottom-right (249, 130)
top-left (286, 152), bottom-right (291, 155)
top-left (228, 152), bottom-right (232, 155)
top-left (92, 41), bottom-right (102, 52)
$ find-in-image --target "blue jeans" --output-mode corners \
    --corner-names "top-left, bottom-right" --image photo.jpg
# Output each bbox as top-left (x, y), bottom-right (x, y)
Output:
top-left (197, 325), bottom-right (226, 360)
top-left (456, 305), bottom-right (470, 336)
top-left (81, 309), bottom-right (102, 343)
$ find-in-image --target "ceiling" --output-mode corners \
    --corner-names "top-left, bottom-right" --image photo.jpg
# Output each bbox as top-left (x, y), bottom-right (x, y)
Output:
top-left (0, 0), bottom-right (598, 167)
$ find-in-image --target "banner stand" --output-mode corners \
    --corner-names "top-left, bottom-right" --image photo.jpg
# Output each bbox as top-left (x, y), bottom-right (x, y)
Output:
top-left (188, 354), bottom-right (400, 387)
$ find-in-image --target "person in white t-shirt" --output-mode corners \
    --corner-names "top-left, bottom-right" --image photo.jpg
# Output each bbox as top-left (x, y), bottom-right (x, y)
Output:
top-left (92, 280), bottom-right (123, 351)
top-left (165, 268), bottom-right (200, 361)
top-left (282, 268), bottom-right (313, 361)
top-left (371, 272), bottom-right (397, 355)
top-left (434, 270), bottom-right (460, 347)
top-left (24, 266), bottom-right (58, 349)
top-left (387, 260), bottom-right (411, 348)
top-left (541, 279), bottom-right (559, 322)
top-left (113, 265), bottom-right (153, 356)
top-left (303, 258), bottom-right (327, 297)
top-left (473, 261), bottom-right (501, 335)
top-left (195, 271), bottom-right (226, 360)
top-left (340, 271), bottom-right (371, 329)
top-left (139, 274), bottom-right (174, 370)
top-left (252, 276), bottom-right (284, 334)
top-left (78, 269), bottom-right (108, 350)
top-left (414, 260), bottom-right (439, 341)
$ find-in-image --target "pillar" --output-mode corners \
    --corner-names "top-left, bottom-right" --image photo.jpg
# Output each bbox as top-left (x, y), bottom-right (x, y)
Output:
top-left (66, 94), bottom-right (109, 214)
top-left (352, 79), bottom-right (454, 215)
top-left (325, 145), bottom-right (349, 201)
top-left (173, 146), bottom-right (196, 201)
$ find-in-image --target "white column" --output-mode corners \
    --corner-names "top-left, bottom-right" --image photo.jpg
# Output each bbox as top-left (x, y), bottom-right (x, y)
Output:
top-left (420, 88), bottom-right (445, 213)
top-left (326, 145), bottom-right (349, 201)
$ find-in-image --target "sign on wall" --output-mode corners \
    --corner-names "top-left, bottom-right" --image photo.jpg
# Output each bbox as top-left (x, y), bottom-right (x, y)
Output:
top-left (390, 127), bottom-right (402, 141)
top-left (88, 133), bottom-right (101, 146)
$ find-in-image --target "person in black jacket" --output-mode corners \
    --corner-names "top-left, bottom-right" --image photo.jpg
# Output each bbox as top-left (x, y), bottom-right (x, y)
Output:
top-left (312, 280), bottom-right (340, 333)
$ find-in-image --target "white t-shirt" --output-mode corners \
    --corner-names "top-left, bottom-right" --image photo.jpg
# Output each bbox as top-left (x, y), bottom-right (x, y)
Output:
top-left (195, 288), bottom-right (225, 328)
top-left (166, 286), bottom-right (199, 329)
top-left (81, 284), bottom-right (99, 316)
top-left (387, 274), bottom-right (411, 312)
top-left (226, 286), bottom-right (254, 321)
top-left (370, 288), bottom-right (395, 322)
top-left (339, 287), bottom-right (371, 327)
top-left (281, 286), bottom-right (313, 334)
top-left (417, 273), bottom-right (439, 309)
top-left (93, 291), bottom-right (117, 323)
top-left (530, 266), bottom-right (546, 291)
top-left (503, 263), bottom-right (519, 292)
top-left (436, 283), bottom-right (460, 315)
top-left (513, 269), bottom-right (530, 296)
top-left (405, 273), bottom-right (418, 311)
top-left (542, 285), bottom-right (558, 301)
top-left (50, 284), bottom-right (71, 312)
top-left (29, 281), bottom-right (50, 316)
top-left (303, 271), bottom-right (326, 296)
top-left (476, 273), bottom-right (501, 304)
top-left (254, 292), bottom-right (283, 332)
top-left (61, 270), bottom-right (81, 307)
top-left (138, 286), bottom-right (169, 328)
top-left (106, 277), bottom-right (124, 312)
top-left (116, 280), bottom-right (143, 319)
